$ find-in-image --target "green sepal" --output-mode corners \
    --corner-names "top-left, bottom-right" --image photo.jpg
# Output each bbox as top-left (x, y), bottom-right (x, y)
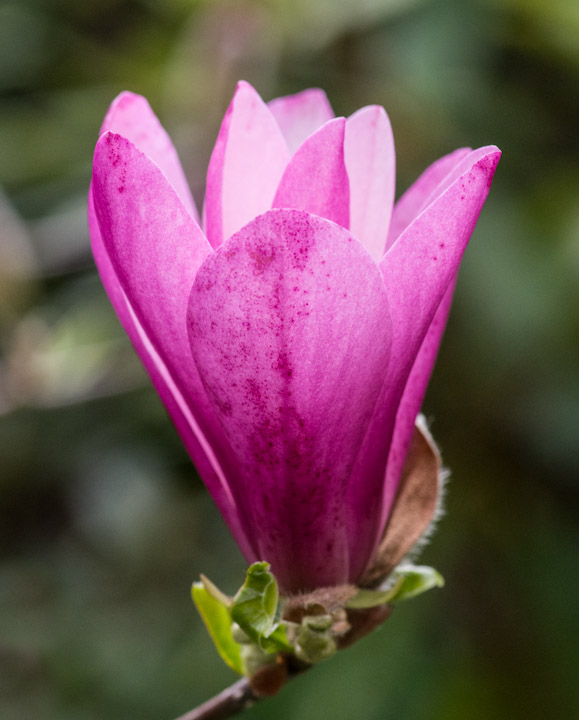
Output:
top-left (260, 621), bottom-right (295, 654)
top-left (387, 564), bottom-right (444, 603)
top-left (230, 562), bottom-right (279, 643)
top-left (346, 564), bottom-right (444, 609)
top-left (192, 582), bottom-right (243, 675)
top-left (200, 573), bottom-right (232, 607)
top-left (294, 615), bottom-right (337, 664)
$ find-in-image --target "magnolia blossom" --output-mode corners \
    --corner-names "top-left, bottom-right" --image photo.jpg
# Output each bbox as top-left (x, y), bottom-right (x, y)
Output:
top-left (89, 82), bottom-right (500, 594)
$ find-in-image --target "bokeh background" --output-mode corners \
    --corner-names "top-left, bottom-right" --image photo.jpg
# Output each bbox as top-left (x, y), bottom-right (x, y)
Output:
top-left (1, 0), bottom-right (578, 718)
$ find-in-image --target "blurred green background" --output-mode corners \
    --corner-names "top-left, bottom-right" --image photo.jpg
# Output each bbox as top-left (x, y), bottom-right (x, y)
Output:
top-left (1, 0), bottom-right (578, 718)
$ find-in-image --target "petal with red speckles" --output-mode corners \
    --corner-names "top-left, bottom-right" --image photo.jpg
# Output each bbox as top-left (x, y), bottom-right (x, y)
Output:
top-left (387, 147), bottom-right (471, 248)
top-left (187, 208), bottom-right (391, 592)
top-left (90, 131), bottom-right (256, 560)
top-left (99, 90), bottom-right (199, 222)
top-left (346, 145), bottom-right (501, 581)
top-left (90, 83), bottom-right (502, 594)
top-left (381, 277), bottom-right (456, 528)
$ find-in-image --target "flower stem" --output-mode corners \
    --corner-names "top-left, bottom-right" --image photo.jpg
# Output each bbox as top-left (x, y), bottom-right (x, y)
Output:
top-left (174, 657), bottom-right (311, 720)
top-left (173, 677), bottom-right (258, 720)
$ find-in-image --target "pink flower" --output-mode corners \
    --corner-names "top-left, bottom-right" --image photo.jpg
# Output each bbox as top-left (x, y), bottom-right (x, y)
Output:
top-left (89, 82), bottom-right (500, 594)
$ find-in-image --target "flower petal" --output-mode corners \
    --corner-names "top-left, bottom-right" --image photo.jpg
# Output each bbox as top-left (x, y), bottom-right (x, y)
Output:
top-left (187, 208), bottom-right (391, 592)
top-left (91, 131), bottom-right (256, 560)
top-left (380, 278), bottom-right (455, 527)
top-left (361, 420), bottom-right (441, 587)
top-left (387, 147), bottom-right (471, 247)
top-left (347, 145), bottom-right (501, 581)
top-left (382, 145), bottom-right (500, 371)
top-left (273, 118), bottom-right (350, 229)
top-left (344, 105), bottom-right (395, 261)
top-left (100, 91), bottom-right (199, 223)
top-left (204, 81), bottom-right (290, 248)
top-left (268, 88), bottom-right (335, 154)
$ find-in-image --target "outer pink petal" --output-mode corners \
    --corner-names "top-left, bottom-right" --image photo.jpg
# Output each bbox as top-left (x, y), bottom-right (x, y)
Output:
top-left (379, 150), bottom-right (502, 527)
top-left (348, 145), bottom-right (501, 582)
top-left (100, 91), bottom-right (199, 223)
top-left (90, 95), bottom-right (257, 550)
top-left (268, 88), bottom-right (335, 155)
top-left (90, 132), bottom-right (256, 560)
top-left (187, 209), bottom-right (391, 593)
top-left (273, 118), bottom-right (350, 229)
top-left (345, 105), bottom-right (396, 261)
top-left (382, 146), bottom-right (500, 384)
top-left (381, 276), bottom-right (456, 528)
top-left (387, 147), bottom-right (471, 248)
top-left (204, 81), bottom-right (290, 248)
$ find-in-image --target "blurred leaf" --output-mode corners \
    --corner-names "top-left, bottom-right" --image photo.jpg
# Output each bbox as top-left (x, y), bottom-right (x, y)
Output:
top-left (346, 587), bottom-right (394, 610)
top-left (347, 565), bottom-right (444, 608)
top-left (387, 565), bottom-right (445, 603)
top-left (260, 623), bottom-right (294, 654)
top-left (192, 582), bottom-right (243, 674)
top-left (230, 561), bottom-right (279, 642)
top-left (492, 0), bottom-right (579, 67)
top-left (0, 5), bottom-right (49, 90)
top-left (200, 573), bottom-right (233, 607)
top-left (271, 0), bottom-right (427, 49)
top-left (0, 191), bottom-right (38, 326)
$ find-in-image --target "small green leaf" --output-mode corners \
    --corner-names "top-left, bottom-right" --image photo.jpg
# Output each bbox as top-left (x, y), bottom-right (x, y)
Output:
top-left (231, 562), bottom-right (279, 642)
top-left (200, 573), bottom-right (232, 607)
top-left (260, 622), bottom-right (294, 653)
top-left (192, 583), bottom-right (243, 674)
top-left (294, 615), bottom-right (337, 664)
top-left (346, 564), bottom-right (444, 609)
top-left (387, 564), bottom-right (445, 603)
top-left (346, 587), bottom-right (394, 609)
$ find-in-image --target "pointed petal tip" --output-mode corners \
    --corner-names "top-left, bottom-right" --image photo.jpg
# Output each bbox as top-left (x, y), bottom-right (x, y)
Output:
top-left (93, 129), bottom-right (128, 162)
top-left (483, 143), bottom-right (501, 166)
top-left (298, 87), bottom-right (328, 98)
top-left (275, 87), bottom-right (333, 110)
top-left (329, 115), bottom-right (347, 138)
top-left (427, 144), bottom-right (501, 207)
top-left (110, 90), bottom-right (145, 106)
top-left (103, 91), bottom-right (149, 126)
top-left (321, 115), bottom-right (347, 141)
top-left (347, 105), bottom-right (394, 140)
top-left (205, 80), bottom-right (290, 247)
top-left (470, 145), bottom-right (501, 190)
top-left (351, 104), bottom-right (389, 122)
top-left (91, 132), bottom-right (156, 206)
top-left (473, 144), bottom-right (501, 165)
top-left (234, 79), bottom-right (260, 100)
top-left (272, 116), bottom-right (349, 228)
top-left (267, 88), bottom-right (336, 154)
top-left (93, 128), bottom-right (113, 161)
top-left (345, 105), bottom-right (395, 260)
top-left (306, 87), bottom-right (330, 100)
